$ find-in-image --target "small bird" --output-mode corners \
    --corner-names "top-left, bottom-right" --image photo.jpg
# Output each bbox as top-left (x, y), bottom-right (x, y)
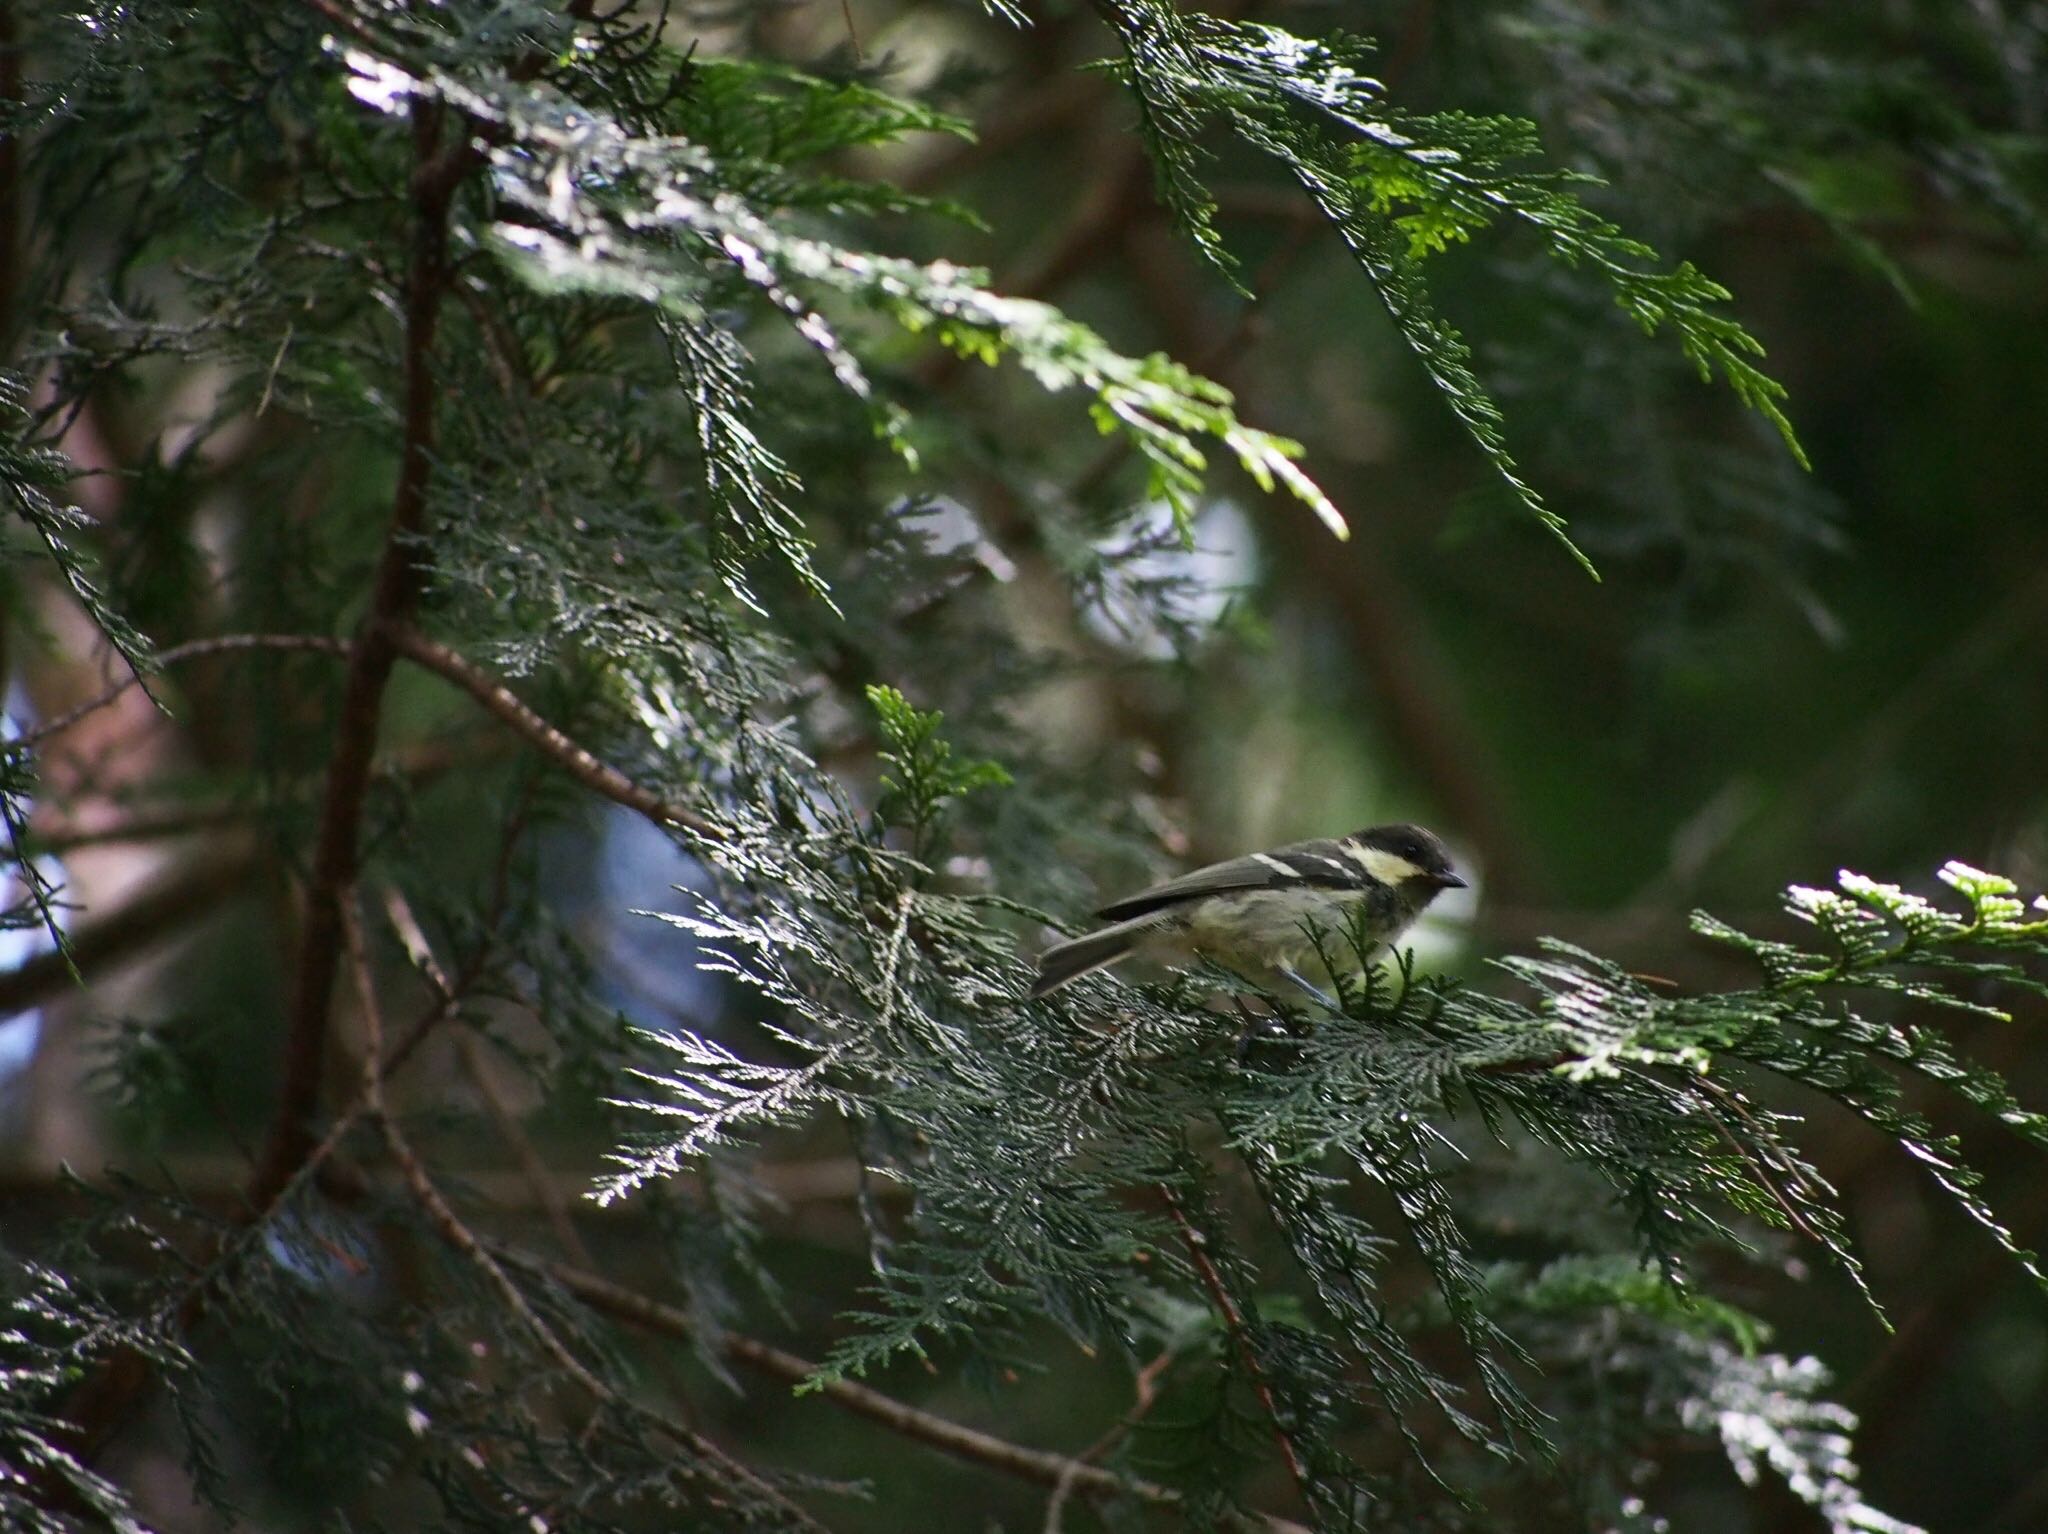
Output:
top-left (1029, 823), bottom-right (1466, 1006)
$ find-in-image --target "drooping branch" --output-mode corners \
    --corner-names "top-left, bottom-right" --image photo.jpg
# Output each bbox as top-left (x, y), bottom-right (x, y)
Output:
top-left (15, 622), bottom-right (716, 845)
top-left (1161, 1185), bottom-right (1316, 1511)
top-left (385, 625), bottom-right (718, 838)
top-left (531, 1257), bottom-right (1311, 1534)
top-left (343, 892), bottom-right (612, 1401)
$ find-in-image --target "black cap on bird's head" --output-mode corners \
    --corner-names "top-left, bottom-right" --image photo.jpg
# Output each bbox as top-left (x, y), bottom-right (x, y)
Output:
top-left (1346, 823), bottom-right (1467, 892)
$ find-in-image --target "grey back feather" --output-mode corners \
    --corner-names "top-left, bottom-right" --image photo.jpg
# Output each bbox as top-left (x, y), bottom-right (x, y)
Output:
top-left (1093, 838), bottom-right (1357, 922)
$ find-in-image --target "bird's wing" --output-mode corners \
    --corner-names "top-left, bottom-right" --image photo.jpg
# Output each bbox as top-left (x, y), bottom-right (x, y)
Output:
top-left (1094, 839), bottom-right (1362, 922)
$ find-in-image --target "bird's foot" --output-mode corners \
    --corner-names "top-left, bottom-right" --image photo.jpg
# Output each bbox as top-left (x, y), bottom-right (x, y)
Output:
top-left (1276, 964), bottom-right (1341, 1014)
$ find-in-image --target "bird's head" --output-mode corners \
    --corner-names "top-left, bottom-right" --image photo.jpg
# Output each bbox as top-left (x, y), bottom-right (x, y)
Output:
top-left (1342, 823), bottom-right (1467, 901)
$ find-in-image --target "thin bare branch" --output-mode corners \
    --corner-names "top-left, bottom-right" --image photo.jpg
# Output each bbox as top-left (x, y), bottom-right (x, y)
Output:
top-left (531, 1257), bottom-right (1309, 1533)
top-left (1045, 1345), bottom-right (1177, 1532)
top-left (378, 882), bottom-right (598, 1266)
top-left (386, 624), bottom-right (718, 838)
top-left (345, 892), bottom-right (612, 1400)
top-left (343, 896), bottom-right (825, 1530)
top-left (25, 801), bottom-right (251, 854)
top-left (1161, 1185), bottom-right (1315, 1511)
top-left (15, 634), bottom-right (350, 750)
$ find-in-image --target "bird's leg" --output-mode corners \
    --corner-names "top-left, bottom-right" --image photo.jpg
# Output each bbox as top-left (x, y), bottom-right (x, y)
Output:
top-left (1231, 995), bottom-right (1266, 1064)
top-left (1276, 964), bottom-right (1340, 1013)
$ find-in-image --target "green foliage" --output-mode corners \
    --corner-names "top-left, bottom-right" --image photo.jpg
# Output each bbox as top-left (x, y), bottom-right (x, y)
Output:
top-left (1490, 1254), bottom-right (1772, 1355)
top-left (0, 373), bottom-right (153, 679)
top-left (1084, 6), bottom-right (1808, 573)
top-left (865, 685), bottom-right (1011, 854)
top-left (331, 44), bottom-right (1348, 589)
top-left (2, 369), bottom-right (157, 953)
top-left (1492, 1259), bottom-right (1916, 1534)
top-left (5, 2), bottom-right (2045, 1531)
top-left (608, 854), bottom-right (2048, 1525)
top-left (1, 1260), bottom-right (181, 1534)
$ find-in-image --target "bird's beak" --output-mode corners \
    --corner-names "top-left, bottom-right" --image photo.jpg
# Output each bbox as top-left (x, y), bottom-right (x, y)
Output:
top-left (1434, 872), bottom-right (1469, 890)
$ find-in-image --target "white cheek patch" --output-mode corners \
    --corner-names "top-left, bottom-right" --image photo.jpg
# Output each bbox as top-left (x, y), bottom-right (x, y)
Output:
top-left (1344, 843), bottom-right (1422, 885)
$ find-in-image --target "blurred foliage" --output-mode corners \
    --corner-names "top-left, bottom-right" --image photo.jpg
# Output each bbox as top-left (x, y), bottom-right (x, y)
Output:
top-left (3, 0), bottom-right (2047, 1531)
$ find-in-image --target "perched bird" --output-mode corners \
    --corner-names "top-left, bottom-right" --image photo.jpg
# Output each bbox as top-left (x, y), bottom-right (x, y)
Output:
top-left (1029, 823), bottom-right (1466, 1005)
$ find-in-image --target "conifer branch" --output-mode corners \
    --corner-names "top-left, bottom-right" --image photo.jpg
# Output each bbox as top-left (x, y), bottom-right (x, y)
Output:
top-left (344, 894), bottom-right (831, 1532)
top-left (1160, 1184), bottom-right (1316, 1511)
top-left (532, 1256), bottom-right (1311, 1533)
top-left (15, 634), bottom-right (351, 750)
top-left (346, 893), bottom-right (608, 1401)
top-left (381, 883), bottom-right (596, 1266)
top-left (386, 625), bottom-right (719, 839)
top-left (10, 5), bottom-right (2044, 1531)
top-left (38, 913), bottom-right (481, 1475)
top-left (18, 622), bottom-right (725, 848)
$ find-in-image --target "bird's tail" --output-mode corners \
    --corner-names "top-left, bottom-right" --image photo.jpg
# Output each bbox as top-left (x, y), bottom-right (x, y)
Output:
top-left (1029, 918), bottom-right (1154, 999)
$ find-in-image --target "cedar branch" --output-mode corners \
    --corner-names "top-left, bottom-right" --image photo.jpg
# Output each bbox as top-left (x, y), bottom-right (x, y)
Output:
top-left (344, 898), bottom-right (825, 1530)
top-left (386, 625), bottom-right (718, 838)
top-left (532, 1256), bottom-right (1311, 1533)
top-left (1161, 1185), bottom-right (1316, 1511)
top-left (16, 634), bottom-right (350, 750)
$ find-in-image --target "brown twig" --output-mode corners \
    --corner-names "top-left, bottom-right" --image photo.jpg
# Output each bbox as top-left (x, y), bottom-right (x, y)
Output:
top-left (345, 893), bottom-right (613, 1401)
top-left (17, 634), bottom-right (352, 750)
top-left (1694, 1070), bottom-right (1829, 1204)
top-left (1044, 1345), bottom-right (1178, 1531)
top-left (1159, 1184), bottom-right (1315, 1510)
top-left (385, 624), bottom-right (718, 838)
top-left (379, 883), bottom-right (596, 1266)
top-left (343, 894), bottom-right (824, 1529)
top-left (531, 1257), bottom-right (1308, 1532)
top-left (41, 1099), bottom-right (366, 1479)
top-left (1696, 1086), bottom-right (1827, 1247)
